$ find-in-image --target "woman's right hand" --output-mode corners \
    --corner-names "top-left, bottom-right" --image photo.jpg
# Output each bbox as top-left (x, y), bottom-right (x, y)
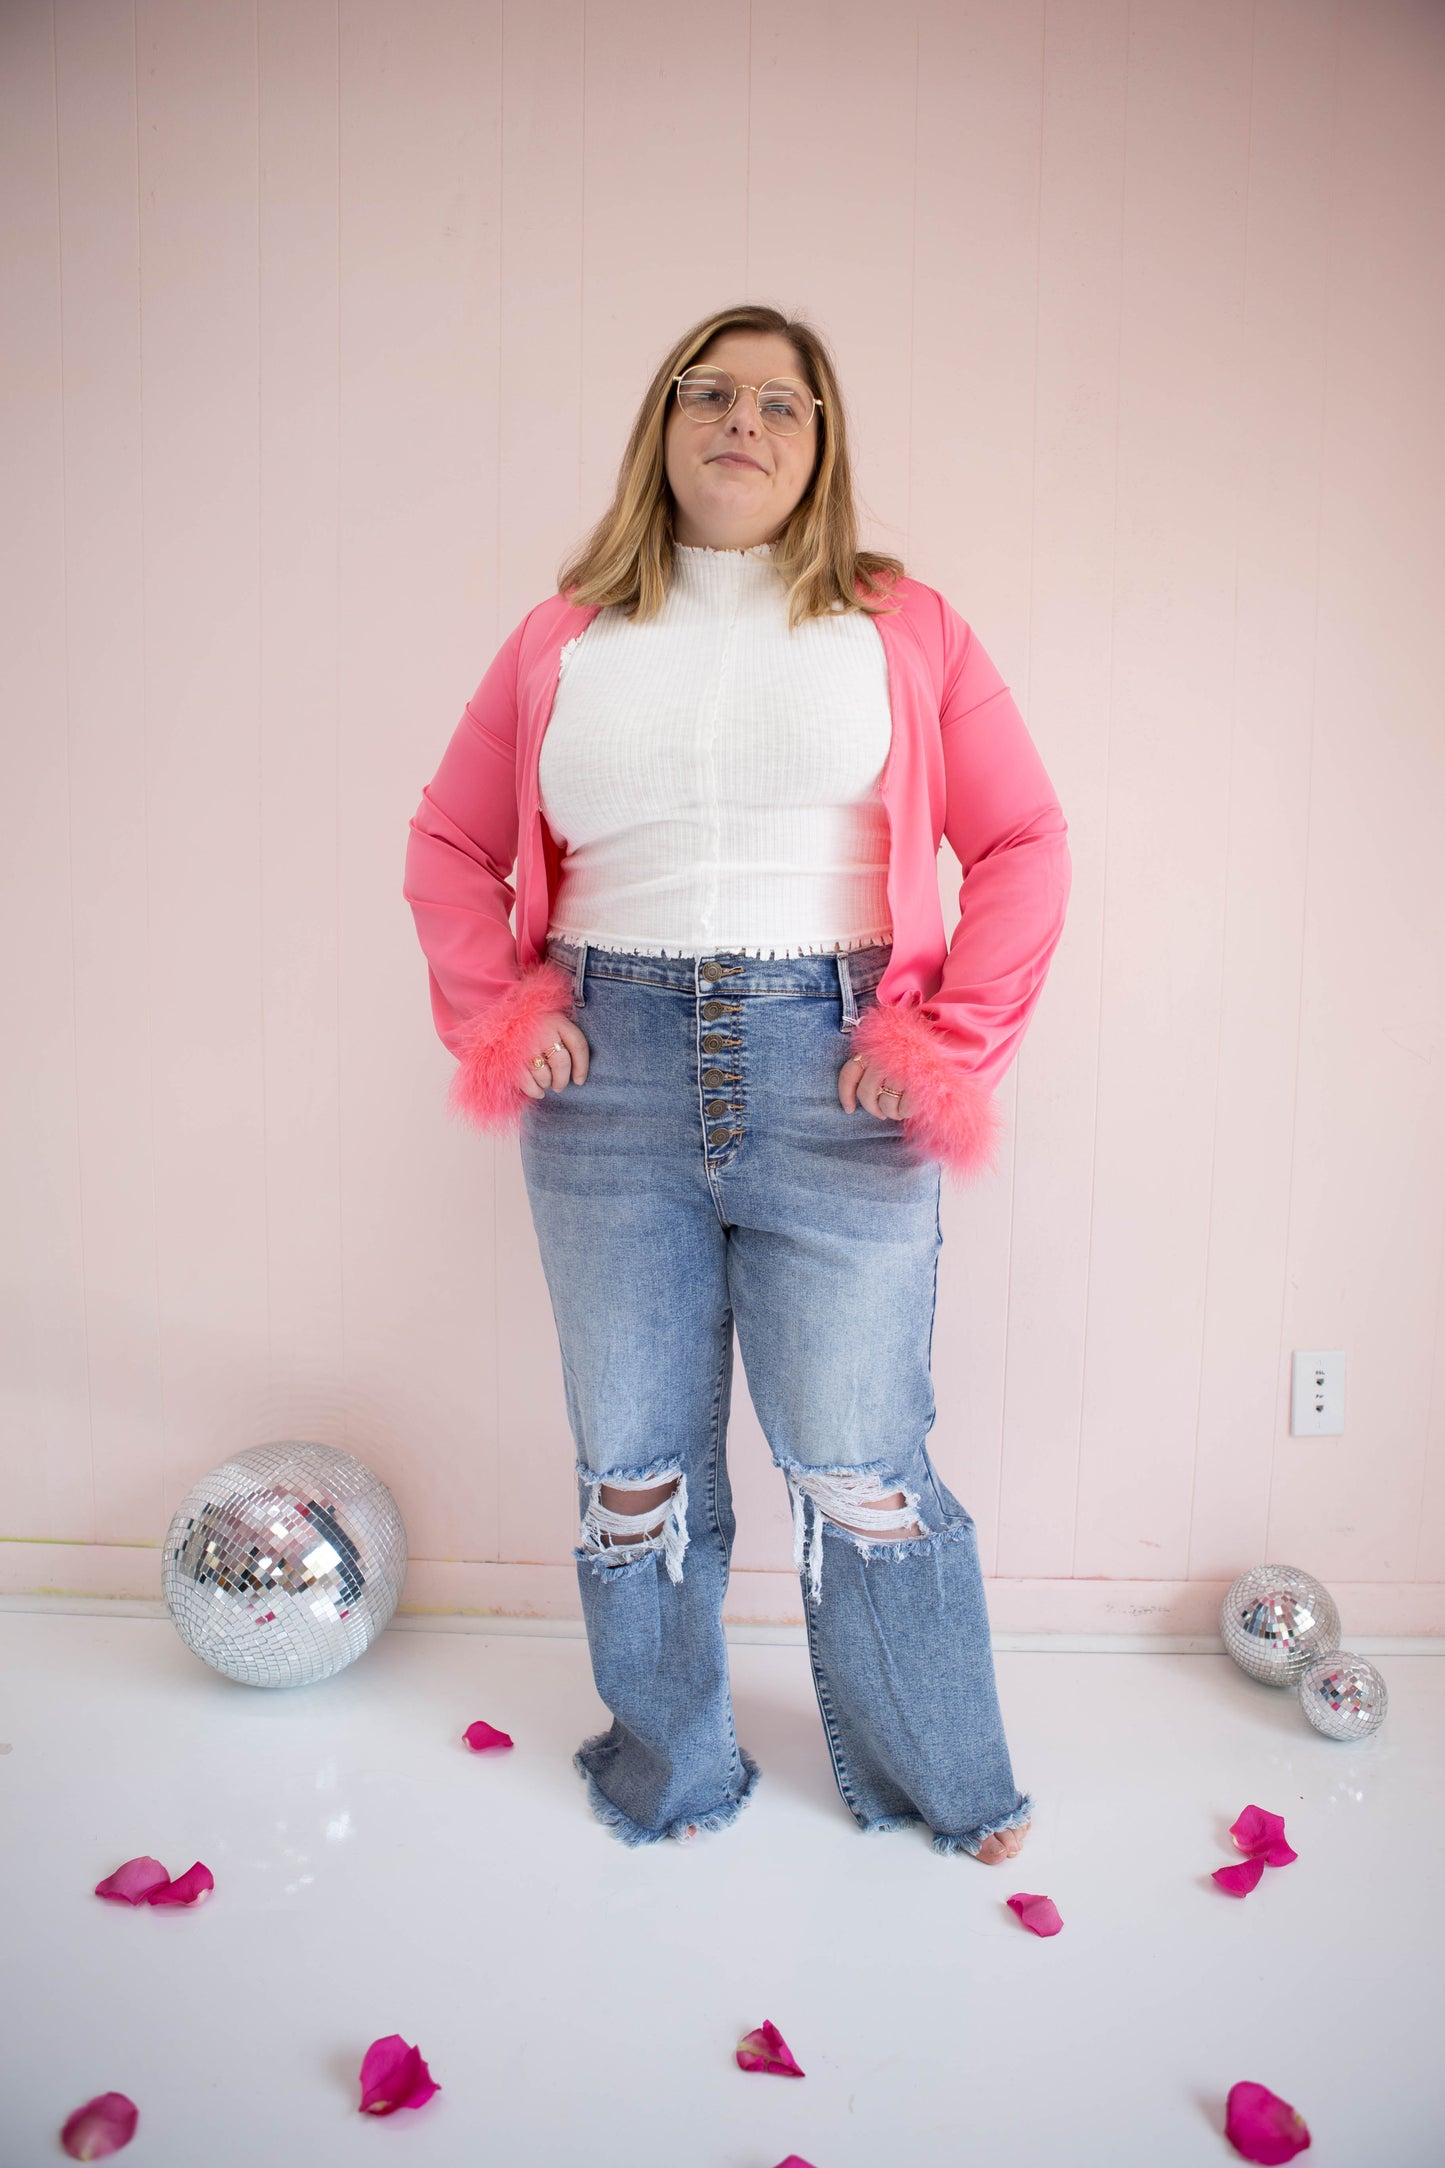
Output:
top-left (519, 1012), bottom-right (591, 1098)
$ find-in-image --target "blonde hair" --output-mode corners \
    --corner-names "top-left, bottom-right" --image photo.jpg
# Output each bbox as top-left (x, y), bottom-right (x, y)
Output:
top-left (554, 303), bottom-right (906, 632)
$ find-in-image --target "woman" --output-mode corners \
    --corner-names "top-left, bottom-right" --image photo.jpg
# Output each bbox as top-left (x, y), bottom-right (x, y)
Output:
top-left (404, 304), bottom-right (1071, 1861)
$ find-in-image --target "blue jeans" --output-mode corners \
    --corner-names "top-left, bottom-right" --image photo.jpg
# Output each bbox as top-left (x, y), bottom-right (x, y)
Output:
top-left (518, 935), bottom-right (1033, 1855)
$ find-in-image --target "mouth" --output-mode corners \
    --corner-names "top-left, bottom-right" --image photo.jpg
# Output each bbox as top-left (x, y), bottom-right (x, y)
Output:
top-left (710, 453), bottom-right (765, 471)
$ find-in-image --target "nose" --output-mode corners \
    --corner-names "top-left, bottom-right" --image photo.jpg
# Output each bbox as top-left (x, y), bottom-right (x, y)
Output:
top-left (727, 386), bottom-right (764, 423)
top-left (717, 391), bottom-right (767, 458)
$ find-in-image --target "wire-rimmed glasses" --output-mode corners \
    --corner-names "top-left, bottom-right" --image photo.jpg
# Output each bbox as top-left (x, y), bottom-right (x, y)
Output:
top-left (672, 365), bottom-right (823, 436)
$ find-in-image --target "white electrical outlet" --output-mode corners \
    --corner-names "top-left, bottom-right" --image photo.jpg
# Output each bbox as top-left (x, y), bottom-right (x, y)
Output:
top-left (1290, 1349), bottom-right (1345, 1436)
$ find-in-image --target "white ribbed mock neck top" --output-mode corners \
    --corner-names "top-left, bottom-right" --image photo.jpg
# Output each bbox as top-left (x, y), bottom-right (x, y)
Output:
top-left (537, 541), bottom-right (895, 959)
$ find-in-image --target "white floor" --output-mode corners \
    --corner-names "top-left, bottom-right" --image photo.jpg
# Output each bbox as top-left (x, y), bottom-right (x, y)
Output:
top-left (3, 1606), bottom-right (1441, 2166)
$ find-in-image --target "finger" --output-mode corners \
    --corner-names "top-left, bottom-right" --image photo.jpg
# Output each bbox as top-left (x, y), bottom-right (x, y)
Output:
top-left (519, 1027), bottom-right (567, 1098)
top-left (542, 1039), bottom-right (574, 1091)
top-left (525, 1011), bottom-right (575, 1092)
top-left (558, 1020), bottom-right (590, 1083)
top-left (865, 1075), bottom-right (907, 1123)
top-left (838, 1052), bottom-right (864, 1110)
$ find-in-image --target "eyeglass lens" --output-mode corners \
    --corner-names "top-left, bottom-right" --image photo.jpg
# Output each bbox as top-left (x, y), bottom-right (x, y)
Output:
top-left (676, 367), bottom-right (815, 435)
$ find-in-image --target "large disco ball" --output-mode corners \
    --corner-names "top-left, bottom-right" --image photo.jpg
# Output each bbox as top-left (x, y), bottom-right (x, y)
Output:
top-left (1298, 1648), bottom-right (1389, 1741)
top-left (1219, 1563), bottom-right (1341, 1686)
top-left (162, 1440), bottom-right (407, 1688)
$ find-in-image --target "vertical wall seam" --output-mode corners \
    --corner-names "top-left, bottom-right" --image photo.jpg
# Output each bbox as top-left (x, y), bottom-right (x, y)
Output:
top-left (1266, 0), bottom-right (1343, 1563)
top-left (333, 0), bottom-right (345, 1473)
top-left (256, 0), bottom-right (274, 1430)
top-left (52, 0), bottom-right (97, 1535)
top-left (1185, 0), bottom-right (1260, 1581)
top-left (1070, 0), bottom-right (1131, 1579)
top-left (134, 0), bottom-right (169, 1532)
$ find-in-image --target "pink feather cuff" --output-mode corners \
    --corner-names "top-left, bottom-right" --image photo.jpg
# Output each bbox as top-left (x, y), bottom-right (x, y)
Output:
top-left (848, 999), bottom-right (1006, 1186)
top-left (445, 958), bottom-right (577, 1138)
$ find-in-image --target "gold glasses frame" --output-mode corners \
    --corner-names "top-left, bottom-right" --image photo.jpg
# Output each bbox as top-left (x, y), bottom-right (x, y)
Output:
top-left (672, 365), bottom-right (824, 436)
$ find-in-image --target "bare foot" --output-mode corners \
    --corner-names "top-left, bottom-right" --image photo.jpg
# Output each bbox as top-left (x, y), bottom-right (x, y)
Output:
top-left (972, 1819), bottom-right (1031, 1864)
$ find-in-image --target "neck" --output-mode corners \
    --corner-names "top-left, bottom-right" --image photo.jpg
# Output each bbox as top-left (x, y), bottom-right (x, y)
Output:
top-left (672, 525), bottom-right (776, 552)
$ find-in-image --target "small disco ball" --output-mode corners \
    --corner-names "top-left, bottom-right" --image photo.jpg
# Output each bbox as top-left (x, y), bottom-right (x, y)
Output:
top-left (1219, 1563), bottom-right (1341, 1686)
top-left (1298, 1648), bottom-right (1389, 1741)
top-left (162, 1439), bottom-right (407, 1689)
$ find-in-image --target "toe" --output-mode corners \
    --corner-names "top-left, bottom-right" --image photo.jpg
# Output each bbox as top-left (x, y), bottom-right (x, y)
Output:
top-left (973, 1820), bottom-right (1031, 1863)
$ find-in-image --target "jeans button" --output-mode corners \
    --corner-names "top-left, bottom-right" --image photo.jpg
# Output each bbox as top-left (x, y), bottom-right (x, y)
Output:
top-left (699, 961), bottom-right (724, 981)
top-left (701, 1033), bottom-right (727, 1051)
top-left (701, 1000), bottom-right (726, 1019)
top-left (707, 1124), bottom-right (731, 1145)
top-left (702, 1067), bottom-right (727, 1086)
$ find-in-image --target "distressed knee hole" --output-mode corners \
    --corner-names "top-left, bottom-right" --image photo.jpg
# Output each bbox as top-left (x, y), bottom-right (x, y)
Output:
top-left (825, 1490), bottom-right (924, 1543)
top-left (596, 1477), bottom-right (677, 1543)
top-left (579, 1470), bottom-right (690, 1584)
top-left (784, 1466), bottom-right (929, 1606)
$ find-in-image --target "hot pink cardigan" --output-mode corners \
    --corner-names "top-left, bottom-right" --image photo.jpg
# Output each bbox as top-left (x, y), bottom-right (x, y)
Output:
top-left (403, 573), bottom-right (1071, 1186)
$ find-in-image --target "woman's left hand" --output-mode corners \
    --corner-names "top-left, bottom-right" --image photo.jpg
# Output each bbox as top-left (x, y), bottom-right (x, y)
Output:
top-left (838, 1052), bottom-right (909, 1122)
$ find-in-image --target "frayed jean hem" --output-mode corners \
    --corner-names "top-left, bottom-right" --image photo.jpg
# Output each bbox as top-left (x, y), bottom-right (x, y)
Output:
top-left (855, 1811), bottom-right (925, 1837)
top-left (572, 1740), bottom-right (762, 1847)
top-left (930, 1791), bottom-right (1036, 1857)
top-left (848, 1792), bottom-right (1035, 1854)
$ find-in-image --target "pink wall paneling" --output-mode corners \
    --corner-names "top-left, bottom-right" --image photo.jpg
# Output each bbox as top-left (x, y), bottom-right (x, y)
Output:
top-left (2, 0), bottom-right (1441, 1633)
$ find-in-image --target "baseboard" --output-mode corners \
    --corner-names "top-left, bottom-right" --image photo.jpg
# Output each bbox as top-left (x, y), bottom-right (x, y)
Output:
top-left (3, 1592), bottom-right (1443, 1656)
top-left (2, 1539), bottom-right (1440, 1640)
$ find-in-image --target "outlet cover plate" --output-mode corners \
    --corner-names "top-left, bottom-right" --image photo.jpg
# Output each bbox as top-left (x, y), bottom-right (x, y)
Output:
top-left (1291, 1349), bottom-right (1345, 1436)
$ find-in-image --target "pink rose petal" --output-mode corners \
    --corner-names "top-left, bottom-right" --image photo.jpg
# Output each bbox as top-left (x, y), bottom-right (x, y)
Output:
top-left (464, 1719), bottom-right (514, 1752)
top-left (773, 2158), bottom-right (819, 2167)
top-left (1213, 1857), bottom-right (1266, 1896)
top-left (148, 1861), bottom-right (214, 1907)
top-left (1005, 1891), bottom-right (1063, 1937)
top-left (1225, 2079), bottom-right (1312, 2162)
top-left (736, 2020), bottom-right (805, 2077)
top-left (94, 1857), bottom-right (171, 1905)
top-left (358, 2033), bottom-right (441, 2115)
top-left (1230, 1805), bottom-right (1298, 1867)
top-left (60, 2091), bottom-right (138, 2158)
top-left (1230, 1803), bottom-right (1281, 1852)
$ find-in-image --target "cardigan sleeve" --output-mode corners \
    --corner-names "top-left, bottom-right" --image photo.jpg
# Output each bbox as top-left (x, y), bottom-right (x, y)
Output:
top-left (848, 597), bottom-right (1071, 1185)
top-left (401, 610), bottom-right (576, 1136)
top-left (927, 601), bottom-right (1072, 1093)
